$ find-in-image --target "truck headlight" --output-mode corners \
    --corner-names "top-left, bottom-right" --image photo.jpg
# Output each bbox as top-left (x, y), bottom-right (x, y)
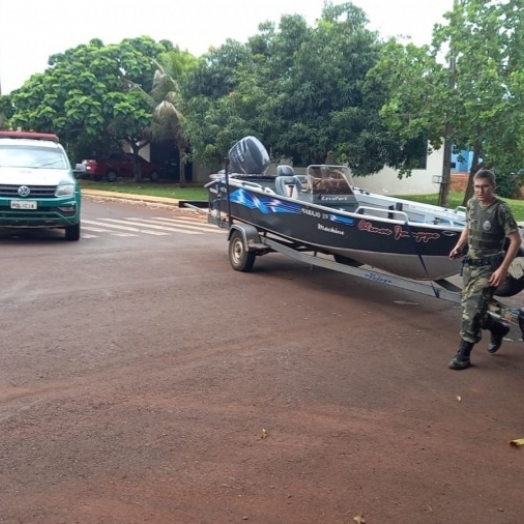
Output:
top-left (55, 183), bottom-right (75, 197)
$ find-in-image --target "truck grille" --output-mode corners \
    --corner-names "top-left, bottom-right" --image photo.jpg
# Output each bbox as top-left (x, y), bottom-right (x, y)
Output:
top-left (0, 184), bottom-right (57, 197)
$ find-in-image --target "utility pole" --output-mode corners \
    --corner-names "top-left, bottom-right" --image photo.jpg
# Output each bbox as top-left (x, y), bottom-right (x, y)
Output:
top-left (438, 0), bottom-right (459, 208)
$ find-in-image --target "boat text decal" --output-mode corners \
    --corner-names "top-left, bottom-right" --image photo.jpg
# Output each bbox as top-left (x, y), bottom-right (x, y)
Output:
top-left (358, 220), bottom-right (392, 236)
top-left (358, 220), bottom-right (441, 243)
top-left (302, 208), bottom-right (355, 226)
top-left (393, 226), bottom-right (441, 243)
top-left (365, 271), bottom-right (393, 285)
top-left (302, 208), bottom-right (322, 218)
top-left (318, 224), bottom-right (344, 235)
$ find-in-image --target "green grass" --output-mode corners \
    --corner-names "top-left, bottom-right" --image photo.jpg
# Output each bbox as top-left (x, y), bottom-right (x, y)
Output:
top-left (79, 179), bottom-right (208, 200)
top-left (394, 191), bottom-right (465, 209)
top-left (396, 191), bottom-right (524, 222)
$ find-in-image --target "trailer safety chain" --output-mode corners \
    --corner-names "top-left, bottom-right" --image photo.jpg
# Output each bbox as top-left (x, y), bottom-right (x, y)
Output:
top-left (404, 219), bottom-right (441, 298)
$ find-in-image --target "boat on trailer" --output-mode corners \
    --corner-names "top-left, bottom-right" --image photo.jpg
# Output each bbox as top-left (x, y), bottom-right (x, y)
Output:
top-left (201, 137), bottom-right (524, 337)
top-left (208, 161), bottom-right (467, 281)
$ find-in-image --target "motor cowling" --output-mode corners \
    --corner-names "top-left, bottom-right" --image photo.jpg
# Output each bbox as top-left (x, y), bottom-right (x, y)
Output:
top-left (228, 136), bottom-right (270, 175)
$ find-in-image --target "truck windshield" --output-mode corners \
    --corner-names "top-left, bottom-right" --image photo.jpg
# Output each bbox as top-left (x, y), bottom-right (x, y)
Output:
top-left (0, 145), bottom-right (68, 170)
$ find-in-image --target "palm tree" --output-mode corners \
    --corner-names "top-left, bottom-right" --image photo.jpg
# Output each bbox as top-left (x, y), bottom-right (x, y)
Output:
top-left (129, 49), bottom-right (195, 186)
top-left (150, 64), bottom-right (188, 186)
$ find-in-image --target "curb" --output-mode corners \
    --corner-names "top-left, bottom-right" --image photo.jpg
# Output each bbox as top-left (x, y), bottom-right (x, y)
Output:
top-left (82, 189), bottom-right (180, 207)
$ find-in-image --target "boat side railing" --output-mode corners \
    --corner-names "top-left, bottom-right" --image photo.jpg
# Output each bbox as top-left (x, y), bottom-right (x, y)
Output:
top-left (355, 206), bottom-right (410, 222)
top-left (354, 205), bottom-right (465, 227)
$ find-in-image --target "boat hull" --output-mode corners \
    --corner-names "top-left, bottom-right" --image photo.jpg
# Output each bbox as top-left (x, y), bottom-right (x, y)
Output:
top-left (211, 185), bottom-right (463, 280)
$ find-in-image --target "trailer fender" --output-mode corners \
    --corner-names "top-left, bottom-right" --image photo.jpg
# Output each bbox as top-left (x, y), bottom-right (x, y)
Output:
top-left (227, 225), bottom-right (270, 272)
top-left (227, 224), bottom-right (269, 252)
top-left (228, 224), bottom-right (260, 245)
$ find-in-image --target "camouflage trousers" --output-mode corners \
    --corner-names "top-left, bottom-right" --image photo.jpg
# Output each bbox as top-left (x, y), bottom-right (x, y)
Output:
top-left (460, 265), bottom-right (496, 344)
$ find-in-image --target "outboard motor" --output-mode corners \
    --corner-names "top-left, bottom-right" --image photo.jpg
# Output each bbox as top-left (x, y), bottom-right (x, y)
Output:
top-left (228, 136), bottom-right (270, 175)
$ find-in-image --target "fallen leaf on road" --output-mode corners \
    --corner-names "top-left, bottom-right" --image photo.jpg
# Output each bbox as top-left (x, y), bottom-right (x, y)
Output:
top-left (353, 513), bottom-right (366, 523)
top-left (509, 438), bottom-right (524, 447)
top-left (261, 428), bottom-right (268, 439)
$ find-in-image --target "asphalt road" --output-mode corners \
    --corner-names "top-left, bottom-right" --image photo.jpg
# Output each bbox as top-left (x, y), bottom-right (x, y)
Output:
top-left (1, 197), bottom-right (524, 523)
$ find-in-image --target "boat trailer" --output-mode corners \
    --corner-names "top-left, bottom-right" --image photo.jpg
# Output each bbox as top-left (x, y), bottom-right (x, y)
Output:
top-left (205, 210), bottom-right (524, 339)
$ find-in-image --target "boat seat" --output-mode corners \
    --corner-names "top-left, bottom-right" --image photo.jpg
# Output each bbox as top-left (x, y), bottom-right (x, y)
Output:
top-left (275, 175), bottom-right (302, 199)
top-left (276, 165), bottom-right (295, 177)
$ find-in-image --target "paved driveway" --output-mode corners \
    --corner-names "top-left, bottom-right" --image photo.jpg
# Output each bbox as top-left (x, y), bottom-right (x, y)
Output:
top-left (1, 198), bottom-right (523, 523)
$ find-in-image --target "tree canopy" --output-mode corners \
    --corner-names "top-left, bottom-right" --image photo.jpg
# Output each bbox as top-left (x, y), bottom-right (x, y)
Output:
top-left (2, 0), bottom-right (524, 197)
top-left (371, 0), bottom-right (524, 202)
top-left (3, 37), bottom-right (169, 167)
top-left (129, 46), bottom-right (197, 184)
top-left (182, 2), bottom-right (427, 174)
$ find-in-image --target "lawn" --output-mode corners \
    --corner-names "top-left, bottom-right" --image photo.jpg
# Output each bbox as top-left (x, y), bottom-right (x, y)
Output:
top-left (396, 191), bottom-right (524, 221)
top-left (79, 179), bottom-right (208, 201)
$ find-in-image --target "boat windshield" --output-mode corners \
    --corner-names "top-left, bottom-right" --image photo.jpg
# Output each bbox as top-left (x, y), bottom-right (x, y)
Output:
top-left (305, 165), bottom-right (356, 204)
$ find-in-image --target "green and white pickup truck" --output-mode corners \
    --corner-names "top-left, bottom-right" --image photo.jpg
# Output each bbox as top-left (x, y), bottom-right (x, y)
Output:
top-left (0, 131), bottom-right (83, 241)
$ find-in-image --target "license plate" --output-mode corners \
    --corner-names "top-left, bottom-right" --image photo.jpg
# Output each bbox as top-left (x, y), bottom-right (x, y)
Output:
top-left (10, 200), bottom-right (37, 210)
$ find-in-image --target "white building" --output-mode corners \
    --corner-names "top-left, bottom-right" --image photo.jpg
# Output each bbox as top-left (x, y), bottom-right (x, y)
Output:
top-left (352, 147), bottom-right (444, 196)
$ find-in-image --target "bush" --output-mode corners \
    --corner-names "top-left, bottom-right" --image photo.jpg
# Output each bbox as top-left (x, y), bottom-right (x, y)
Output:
top-left (496, 171), bottom-right (522, 198)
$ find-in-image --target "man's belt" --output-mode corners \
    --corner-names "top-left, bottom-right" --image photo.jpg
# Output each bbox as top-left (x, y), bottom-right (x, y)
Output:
top-left (462, 256), bottom-right (498, 267)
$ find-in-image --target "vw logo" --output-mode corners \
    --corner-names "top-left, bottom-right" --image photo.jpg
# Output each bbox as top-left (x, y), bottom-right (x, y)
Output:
top-left (18, 185), bottom-right (31, 197)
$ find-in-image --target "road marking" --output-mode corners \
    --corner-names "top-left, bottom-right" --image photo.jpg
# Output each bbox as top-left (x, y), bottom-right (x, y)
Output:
top-left (133, 217), bottom-right (224, 233)
top-left (80, 216), bottom-right (224, 239)
top-left (82, 232), bottom-right (138, 238)
top-left (102, 218), bottom-right (201, 235)
top-left (82, 225), bottom-right (113, 233)
top-left (83, 219), bottom-right (169, 235)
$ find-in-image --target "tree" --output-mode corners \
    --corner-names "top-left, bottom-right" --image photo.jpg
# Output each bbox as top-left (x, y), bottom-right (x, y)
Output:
top-left (4, 37), bottom-right (170, 181)
top-left (371, 0), bottom-right (524, 205)
top-left (0, 93), bottom-right (11, 130)
top-left (182, 2), bottom-right (426, 176)
top-left (182, 39), bottom-right (258, 169)
top-left (129, 47), bottom-right (198, 186)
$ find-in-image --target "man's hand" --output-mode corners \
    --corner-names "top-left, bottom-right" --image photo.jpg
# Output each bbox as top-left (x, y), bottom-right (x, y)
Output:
top-left (450, 226), bottom-right (468, 260)
top-left (490, 230), bottom-right (522, 287)
top-left (449, 245), bottom-right (464, 260)
top-left (490, 266), bottom-right (508, 288)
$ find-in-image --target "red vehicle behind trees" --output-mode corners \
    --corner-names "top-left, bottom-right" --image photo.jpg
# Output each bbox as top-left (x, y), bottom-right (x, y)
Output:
top-left (81, 153), bottom-right (164, 182)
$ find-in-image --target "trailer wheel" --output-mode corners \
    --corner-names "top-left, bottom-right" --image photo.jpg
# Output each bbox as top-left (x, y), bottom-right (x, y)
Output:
top-left (494, 247), bottom-right (524, 297)
top-left (494, 275), bottom-right (524, 297)
top-left (333, 254), bottom-right (363, 267)
top-left (229, 231), bottom-right (256, 272)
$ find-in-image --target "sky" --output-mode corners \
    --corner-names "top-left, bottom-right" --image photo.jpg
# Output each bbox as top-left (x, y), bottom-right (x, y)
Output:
top-left (0, 0), bottom-right (452, 95)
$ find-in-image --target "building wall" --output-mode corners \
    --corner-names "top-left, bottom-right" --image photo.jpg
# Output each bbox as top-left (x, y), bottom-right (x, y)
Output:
top-left (122, 142), bottom-right (150, 161)
top-left (351, 148), bottom-right (445, 195)
top-left (192, 161), bottom-right (214, 183)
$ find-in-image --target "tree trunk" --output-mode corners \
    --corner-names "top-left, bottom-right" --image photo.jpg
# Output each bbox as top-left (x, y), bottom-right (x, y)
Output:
top-left (438, 133), bottom-right (453, 208)
top-left (132, 144), bottom-right (143, 183)
top-left (178, 144), bottom-right (186, 188)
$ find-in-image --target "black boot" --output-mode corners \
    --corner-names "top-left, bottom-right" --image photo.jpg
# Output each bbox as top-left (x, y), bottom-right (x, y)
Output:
top-left (449, 340), bottom-right (474, 370)
top-left (487, 321), bottom-right (510, 354)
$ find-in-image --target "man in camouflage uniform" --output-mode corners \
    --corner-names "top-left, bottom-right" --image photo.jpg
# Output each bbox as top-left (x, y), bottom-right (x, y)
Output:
top-left (448, 169), bottom-right (522, 370)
